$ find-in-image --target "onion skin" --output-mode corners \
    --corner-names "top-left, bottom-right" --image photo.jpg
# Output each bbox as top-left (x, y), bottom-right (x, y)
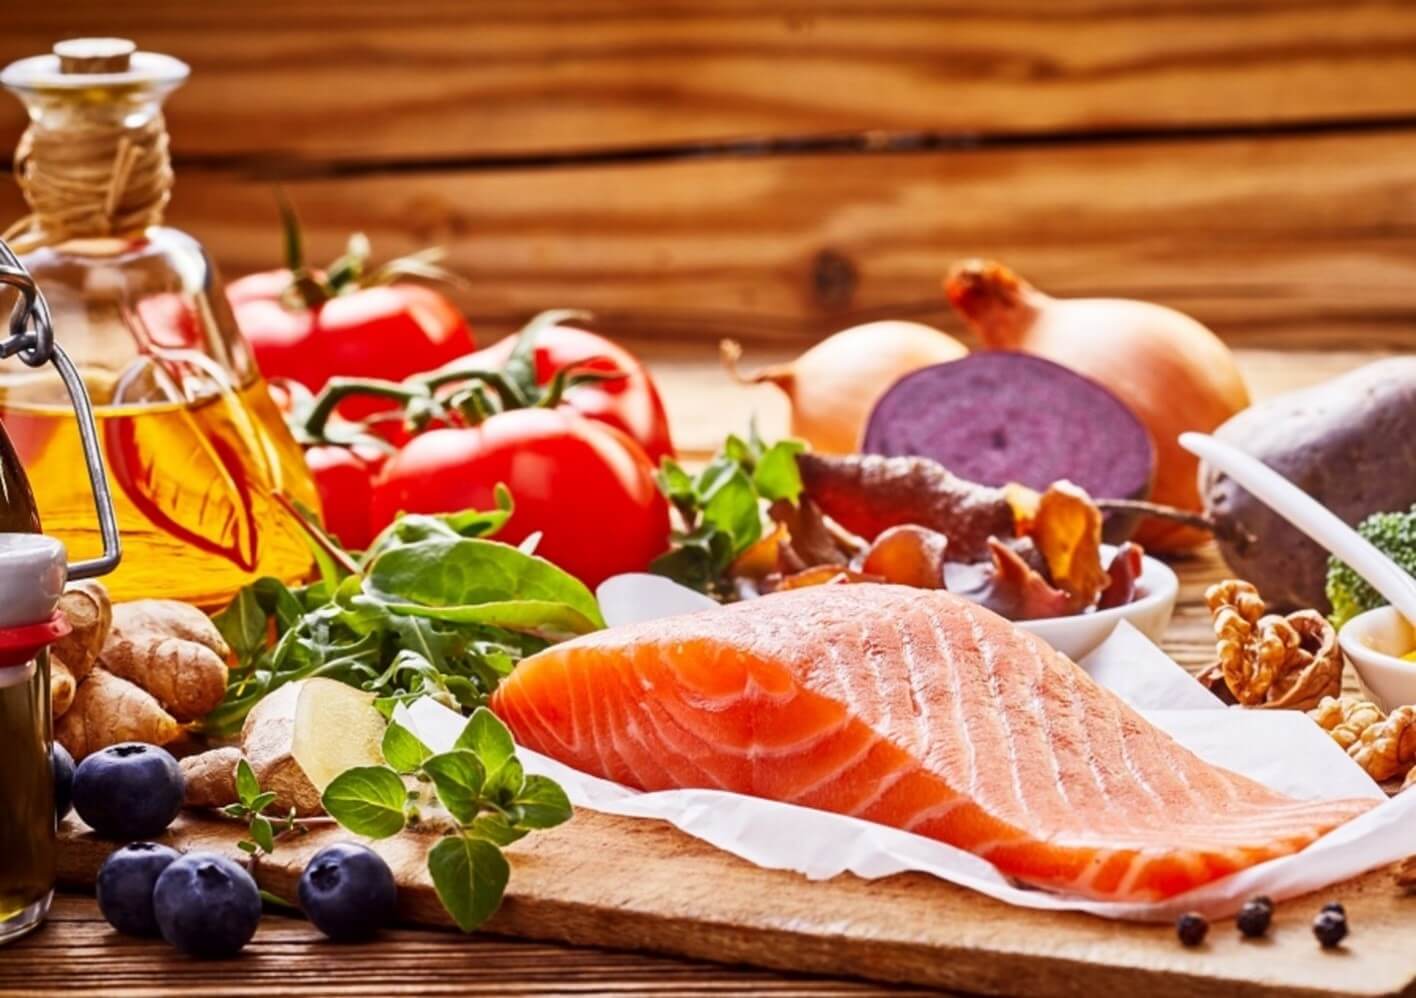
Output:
top-left (945, 260), bottom-right (1249, 551)
top-left (723, 321), bottom-right (967, 454)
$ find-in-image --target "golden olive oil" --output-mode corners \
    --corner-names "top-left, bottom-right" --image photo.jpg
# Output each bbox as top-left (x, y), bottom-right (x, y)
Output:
top-left (0, 378), bottom-right (317, 608)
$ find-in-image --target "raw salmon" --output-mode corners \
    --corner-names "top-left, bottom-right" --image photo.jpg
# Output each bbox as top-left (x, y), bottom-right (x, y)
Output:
top-left (492, 584), bottom-right (1374, 900)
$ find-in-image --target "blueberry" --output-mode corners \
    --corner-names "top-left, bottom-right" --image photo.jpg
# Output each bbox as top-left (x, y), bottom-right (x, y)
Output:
top-left (52, 743), bottom-right (74, 821)
top-left (72, 742), bottom-right (184, 840)
top-left (1313, 909), bottom-right (1349, 949)
top-left (96, 842), bottom-right (180, 936)
top-left (1176, 912), bottom-right (1208, 947)
top-left (153, 852), bottom-right (261, 958)
top-left (298, 843), bottom-right (398, 941)
top-left (1236, 898), bottom-right (1272, 938)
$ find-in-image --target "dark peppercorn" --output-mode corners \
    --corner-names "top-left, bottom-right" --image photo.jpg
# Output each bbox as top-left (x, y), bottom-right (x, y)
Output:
top-left (1176, 912), bottom-right (1209, 947)
top-left (1321, 901), bottom-right (1346, 917)
top-left (1313, 909), bottom-right (1349, 948)
top-left (1251, 895), bottom-right (1274, 911)
top-left (1236, 898), bottom-right (1273, 938)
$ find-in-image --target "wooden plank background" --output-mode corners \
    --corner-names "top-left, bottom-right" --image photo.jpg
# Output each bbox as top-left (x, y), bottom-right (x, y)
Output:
top-left (3, 1), bottom-right (1416, 347)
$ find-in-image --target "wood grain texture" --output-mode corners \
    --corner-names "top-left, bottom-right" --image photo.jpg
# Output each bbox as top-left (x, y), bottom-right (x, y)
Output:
top-left (0, 895), bottom-right (915, 997)
top-left (4, 1), bottom-right (1416, 160)
top-left (12, 129), bottom-right (1401, 348)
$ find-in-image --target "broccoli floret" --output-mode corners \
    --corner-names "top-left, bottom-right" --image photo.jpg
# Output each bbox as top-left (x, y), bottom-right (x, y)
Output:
top-left (1326, 505), bottom-right (1416, 628)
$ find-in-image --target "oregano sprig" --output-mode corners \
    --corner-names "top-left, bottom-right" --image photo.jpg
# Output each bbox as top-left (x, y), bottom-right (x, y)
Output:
top-left (321, 707), bottom-right (572, 932)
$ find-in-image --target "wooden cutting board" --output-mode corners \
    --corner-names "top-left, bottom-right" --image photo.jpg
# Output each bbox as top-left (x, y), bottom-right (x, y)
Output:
top-left (58, 809), bottom-right (1416, 998)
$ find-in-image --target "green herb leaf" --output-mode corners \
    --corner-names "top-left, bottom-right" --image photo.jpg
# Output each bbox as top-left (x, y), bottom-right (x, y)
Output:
top-left (365, 537), bottom-right (605, 633)
top-left (235, 759), bottom-right (261, 807)
top-left (513, 775), bottom-right (574, 829)
top-left (248, 791), bottom-right (278, 815)
top-left (249, 815), bottom-right (276, 854)
top-left (454, 707), bottom-right (515, 779)
top-left (322, 766), bottom-right (409, 839)
top-left (222, 803), bottom-right (249, 820)
top-left (464, 812), bottom-right (528, 846)
top-left (427, 835), bottom-right (510, 933)
top-left (260, 889), bottom-right (299, 911)
top-left (237, 839), bottom-right (258, 855)
top-left (486, 756), bottom-right (525, 801)
top-left (422, 750), bottom-right (487, 824)
top-left (753, 439), bottom-right (806, 504)
top-left (381, 720), bottom-right (433, 774)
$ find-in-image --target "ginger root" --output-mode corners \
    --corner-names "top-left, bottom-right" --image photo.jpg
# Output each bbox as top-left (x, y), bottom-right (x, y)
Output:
top-left (242, 682), bottom-right (324, 817)
top-left (56, 668), bottom-right (181, 760)
top-left (100, 601), bottom-right (230, 723)
top-left (50, 581), bottom-right (113, 718)
top-left (181, 746), bottom-right (242, 808)
top-left (1199, 580), bottom-right (1342, 710)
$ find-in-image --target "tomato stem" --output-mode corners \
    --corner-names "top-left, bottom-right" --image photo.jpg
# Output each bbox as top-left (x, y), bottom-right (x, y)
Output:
top-left (304, 376), bottom-right (428, 440)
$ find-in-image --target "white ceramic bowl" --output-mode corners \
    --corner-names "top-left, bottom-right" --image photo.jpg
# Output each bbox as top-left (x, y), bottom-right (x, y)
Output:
top-left (1338, 605), bottom-right (1416, 713)
top-left (1017, 548), bottom-right (1179, 661)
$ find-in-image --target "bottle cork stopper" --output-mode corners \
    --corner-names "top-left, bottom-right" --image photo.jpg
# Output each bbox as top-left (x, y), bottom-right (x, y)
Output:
top-left (53, 38), bottom-right (137, 75)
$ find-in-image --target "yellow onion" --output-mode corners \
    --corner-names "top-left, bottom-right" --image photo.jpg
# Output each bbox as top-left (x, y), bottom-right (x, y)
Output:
top-left (722, 321), bottom-right (968, 454)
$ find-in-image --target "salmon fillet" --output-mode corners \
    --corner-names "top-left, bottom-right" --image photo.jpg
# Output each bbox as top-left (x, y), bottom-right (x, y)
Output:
top-left (491, 584), bottom-right (1374, 900)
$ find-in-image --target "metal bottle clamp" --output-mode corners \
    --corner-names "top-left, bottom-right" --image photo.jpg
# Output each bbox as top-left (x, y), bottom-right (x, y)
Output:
top-left (0, 237), bottom-right (121, 580)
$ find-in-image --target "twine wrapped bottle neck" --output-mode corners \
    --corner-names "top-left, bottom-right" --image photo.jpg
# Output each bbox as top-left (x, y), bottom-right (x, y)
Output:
top-left (3, 111), bottom-right (174, 253)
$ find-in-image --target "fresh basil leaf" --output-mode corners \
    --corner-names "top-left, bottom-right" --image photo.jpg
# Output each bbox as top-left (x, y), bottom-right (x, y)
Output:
top-left (235, 759), bottom-right (261, 806)
top-left (249, 815), bottom-right (275, 854)
top-left (465, 812), bottom-right (528, 847)
top-left (322, 766), bottom-right (409, 839)
top-left (454, 707), bottom-right (515, 778)
top-left (427, 835), bottom-right (510, 933)
top-left (513, 775), bottom-right (573, 829)
top-left (366, 537), bottom-right (604, 631)
top-left (753, 439), bottom-right (806, 504)
top-left (382, 720), bottom-right (433, 774)
top-left (422, 750), bottom-right (486, 824)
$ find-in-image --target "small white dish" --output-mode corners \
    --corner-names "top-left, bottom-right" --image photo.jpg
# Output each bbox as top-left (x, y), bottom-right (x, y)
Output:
top-left (1017, 548), bottom-right (1179, 661)
top-left (0, 533), bottom-right (67, 630)
top-left (1338, 605), bottom-right (1416, 713)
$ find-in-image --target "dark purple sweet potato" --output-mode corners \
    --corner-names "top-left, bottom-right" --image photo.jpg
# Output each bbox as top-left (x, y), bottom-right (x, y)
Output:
top-left (863, 353), bottom-right (1154, 540)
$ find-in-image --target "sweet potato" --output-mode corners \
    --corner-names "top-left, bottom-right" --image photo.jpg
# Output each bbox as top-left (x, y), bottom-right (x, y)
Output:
top-left (1200, 357), bottom-right (1416, 611)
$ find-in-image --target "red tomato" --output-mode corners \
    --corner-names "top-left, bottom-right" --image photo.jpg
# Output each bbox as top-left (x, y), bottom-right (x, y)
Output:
top-left (267, 379), bottom-right (387, 551)
top-left (472, 324), bottom-right (674, 465)
top-left (305, 444), bottom-right (388, 552)
top-left (229, 271), bottom-right (474, 420)
top-left (370, 408), bottom-right (669, 587)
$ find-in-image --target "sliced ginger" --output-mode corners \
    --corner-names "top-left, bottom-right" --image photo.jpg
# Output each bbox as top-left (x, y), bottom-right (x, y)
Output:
top-left (291, 678), bottom-right (387, 792)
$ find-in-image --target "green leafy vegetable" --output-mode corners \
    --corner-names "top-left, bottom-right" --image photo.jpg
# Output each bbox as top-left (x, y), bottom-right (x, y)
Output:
top-left (321, 766), bottom-right (410, 839)
top-left (651, 429), bottom-right (805, 593)
top-left (323, 708), bottom-right (573, 932)
top-left (206, 499), bottom-right (601, 736)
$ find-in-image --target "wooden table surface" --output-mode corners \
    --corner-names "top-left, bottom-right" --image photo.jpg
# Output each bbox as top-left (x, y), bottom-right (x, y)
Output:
top-left (0, 345), bottom-right (1396, 997)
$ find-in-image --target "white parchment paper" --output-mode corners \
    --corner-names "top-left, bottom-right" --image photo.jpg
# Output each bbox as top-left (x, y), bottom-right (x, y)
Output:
top-left (403, 615), bottom-right (1415, 921)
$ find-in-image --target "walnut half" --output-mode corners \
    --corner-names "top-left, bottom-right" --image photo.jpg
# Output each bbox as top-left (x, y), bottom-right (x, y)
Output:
top-left (1198, 580), bottom-right (1343, 711)
top-left (1310, 697), bottom-right (1416, 785)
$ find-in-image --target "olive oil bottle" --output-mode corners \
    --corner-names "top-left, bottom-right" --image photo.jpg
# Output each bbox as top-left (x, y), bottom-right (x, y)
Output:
top-left (0, 421), bottom-right (55, 940)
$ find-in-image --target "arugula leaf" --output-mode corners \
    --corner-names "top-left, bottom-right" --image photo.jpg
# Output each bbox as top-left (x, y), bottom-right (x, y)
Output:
top-left (363, 485), bottom-right (514, 563)
top-left (422, 750), bottom-right (487, 824)
top-left (428, 835), bottom-right (510, 933)
top-left (321, 766), bottom-right (409, 839)
top-left (381, 720), bottom-right (433, 774)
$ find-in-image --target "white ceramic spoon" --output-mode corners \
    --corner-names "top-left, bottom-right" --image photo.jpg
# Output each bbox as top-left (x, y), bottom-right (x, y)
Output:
top-left (1180, 432), bottom-right (1416, 623)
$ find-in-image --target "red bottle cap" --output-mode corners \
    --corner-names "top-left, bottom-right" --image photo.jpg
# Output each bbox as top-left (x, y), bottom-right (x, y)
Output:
top-left (0, 611), bottom-right (71, 669)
